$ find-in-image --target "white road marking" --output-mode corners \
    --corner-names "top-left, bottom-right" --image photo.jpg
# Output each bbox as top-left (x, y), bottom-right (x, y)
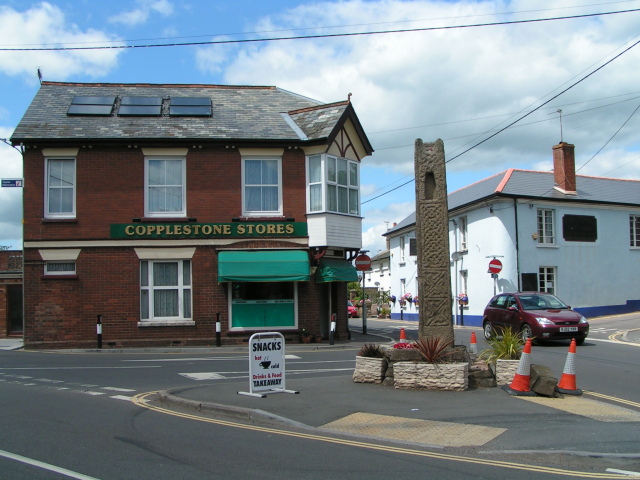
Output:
top-left (606, 468), bottom-right (640, 476)
top-left (110, 395), bottom-right (134, 401)
top-left (79, 391), bottom-right (105, 396)
top-left (179, 372), bottom-right (226, 380)
top-left (100, 386), bottom-right (136, 392)
top-left (0, 448), bottom-right (102, 480)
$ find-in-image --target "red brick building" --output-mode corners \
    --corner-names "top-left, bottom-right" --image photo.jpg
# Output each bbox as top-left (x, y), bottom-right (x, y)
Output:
top-left (0, 250), bottom-right (22, 337)
top-left (12, 82), bottom-right (373, 349)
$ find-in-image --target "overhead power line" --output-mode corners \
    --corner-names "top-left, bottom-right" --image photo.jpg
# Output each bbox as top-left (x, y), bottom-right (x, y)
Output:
top-left (362, 38), bottom-right (640, 204)
top-left (1, 8), bottom-right (639, 51)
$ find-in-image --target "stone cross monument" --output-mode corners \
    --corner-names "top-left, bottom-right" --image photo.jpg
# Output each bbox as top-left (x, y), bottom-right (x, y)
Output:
top-left (414, 139), bottom-right (454, 345)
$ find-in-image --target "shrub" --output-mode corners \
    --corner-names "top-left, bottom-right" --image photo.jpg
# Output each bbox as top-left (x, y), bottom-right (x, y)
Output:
top-left (357, 343), bottom-right (385, 358)
top-left (413, 336), bottom-right (454, 363)
top-left (480, 326), bottom-right (524, 364)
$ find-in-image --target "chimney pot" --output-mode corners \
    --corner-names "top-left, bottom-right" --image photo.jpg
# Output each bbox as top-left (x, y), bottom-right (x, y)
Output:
top-left (553, 142), bottom-right (577, 194)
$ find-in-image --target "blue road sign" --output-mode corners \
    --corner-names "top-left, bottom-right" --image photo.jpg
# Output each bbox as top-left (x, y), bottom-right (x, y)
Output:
top-left (1, 179), bottom-right (23, 187)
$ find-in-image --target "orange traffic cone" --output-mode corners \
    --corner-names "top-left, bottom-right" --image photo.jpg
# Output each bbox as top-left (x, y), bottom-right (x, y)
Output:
top-left (502, 338), bottom-right (537, 396)
top-left (556, 338), bottom-right (582, 395)
top-left (399, 328), bottom-right (407, 343)
top-left (469, 332), bottom-right (478, 354)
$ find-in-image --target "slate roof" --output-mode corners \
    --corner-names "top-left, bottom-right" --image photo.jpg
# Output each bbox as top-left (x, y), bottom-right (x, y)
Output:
top-left (11, 82), bottom-right (371, 149)
top-left (386, 168), bottom-right (640, 236)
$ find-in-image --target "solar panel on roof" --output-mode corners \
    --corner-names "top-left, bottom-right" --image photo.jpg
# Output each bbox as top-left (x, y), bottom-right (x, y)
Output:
top-left (71, 96), bottom-right (116, 105)
top-left (169, 105), bottom-right (212, 116)
top-left (68, 96), bottom-right (116, 116)
top-left (67, 104), bottom-right (114, 116)
top-left (170, 97), bottom-right (210, 106)
top-left (119, 105), bottom-right (162, 116)
top-left (121, 96), bottom-right (162, 106)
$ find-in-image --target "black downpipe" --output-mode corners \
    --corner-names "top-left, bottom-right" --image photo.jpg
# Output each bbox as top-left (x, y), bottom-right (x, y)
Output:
top-left (514, 198), bottom-right (521, 292)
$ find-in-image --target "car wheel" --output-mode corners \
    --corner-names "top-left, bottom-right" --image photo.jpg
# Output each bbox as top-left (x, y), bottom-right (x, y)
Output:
top-left (575, 337), bottom-right (585, 346)
top-left (483, 320), bottom-right (493, 340)
top-left (520, 323), bottom-right (533, 341)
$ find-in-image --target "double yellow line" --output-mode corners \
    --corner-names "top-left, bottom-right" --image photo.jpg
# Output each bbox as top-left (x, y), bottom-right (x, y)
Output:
top-left (131, 392), bottom-right (632, 479)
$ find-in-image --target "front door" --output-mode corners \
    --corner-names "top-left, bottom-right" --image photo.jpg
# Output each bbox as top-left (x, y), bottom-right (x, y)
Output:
top-left (8, 284), bottom-right (23, 334)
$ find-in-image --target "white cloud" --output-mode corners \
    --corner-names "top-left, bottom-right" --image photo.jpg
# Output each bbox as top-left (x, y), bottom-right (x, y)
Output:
top-left (194, 0), bottom-right (640, 252)
top-left (199, 0), bottom-right (640, 176)
top-left (109, 0), bottom-right (174, 26)
top-left (0, 2), bottom-right (123, 81)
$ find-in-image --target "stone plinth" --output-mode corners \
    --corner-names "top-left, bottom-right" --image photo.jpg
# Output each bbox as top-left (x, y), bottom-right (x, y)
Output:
top-left (393, 362), bottom-right (469, 391)
top-left (352, 356), bottom-right (388, 384)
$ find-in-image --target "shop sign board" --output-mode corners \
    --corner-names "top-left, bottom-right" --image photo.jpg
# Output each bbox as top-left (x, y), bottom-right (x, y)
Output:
top-left (238, 332), bottom-right (299, 398)
top-left (110, 222), bottom-right (307, 239)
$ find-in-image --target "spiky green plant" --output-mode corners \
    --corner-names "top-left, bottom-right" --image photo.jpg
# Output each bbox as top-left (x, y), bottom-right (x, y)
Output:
top-left (413, 336), bottom-right (454, 363)
top-left (479, 326), bottom-right (525, 364)
top-left (357, 343), bottom-right (385, 358)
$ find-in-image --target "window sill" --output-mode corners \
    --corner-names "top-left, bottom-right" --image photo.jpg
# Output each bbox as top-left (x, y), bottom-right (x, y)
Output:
top-left (137, 320), bottom-right (196, 327)
top-left (41, 275), bottom-right (78, 280)
top-left (536, 244), bottom-right (558, 248)
top-left (137, 217), bottom-right (192, 222)
top-left (236, 215), bottom-right (286, 221)
top-left (42, 218), bottom-right (77, 223)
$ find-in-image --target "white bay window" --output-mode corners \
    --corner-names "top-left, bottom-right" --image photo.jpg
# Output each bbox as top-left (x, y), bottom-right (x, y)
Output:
top-left (307, 154), bottom-right (359, 216)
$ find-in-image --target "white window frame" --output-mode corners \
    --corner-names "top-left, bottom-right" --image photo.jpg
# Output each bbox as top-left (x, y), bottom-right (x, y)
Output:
top-left (306, 154), bottom-right (360, 216)
top-left (538, 266), bottom-right (556, 294)
top-left (399, 235), bottom-right (406, 264)
top-left (144, 157), bottom-right (187, 218)
top-left (44, 261), bottom-right (76, 276)
top-left (631, 215), bottom-right (640, 248)
top-left (537, 208), bottom-right (555, 245)
top-left (45, 157), bottom-right (76, 219)
top-left (242, 156), bottom-right (283, 217)
top-left (459, 216), bottom-right (468, 251)
top-left (140, 259), bottom-right (192, 322)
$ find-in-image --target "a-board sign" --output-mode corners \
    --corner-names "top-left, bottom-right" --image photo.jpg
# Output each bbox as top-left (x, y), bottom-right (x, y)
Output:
top-left (237, 332), bottom-right (299, 398)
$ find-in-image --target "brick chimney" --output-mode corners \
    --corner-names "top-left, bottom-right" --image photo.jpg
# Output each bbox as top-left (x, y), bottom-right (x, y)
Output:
top-left (553, 142), bottom-right (577, 195)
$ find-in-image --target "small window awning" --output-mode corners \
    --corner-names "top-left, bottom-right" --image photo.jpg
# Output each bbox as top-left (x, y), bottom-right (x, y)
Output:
top-left (218, 250), bottom-right (310, 282)
top-left (315, 259), bottom-right (359, 283)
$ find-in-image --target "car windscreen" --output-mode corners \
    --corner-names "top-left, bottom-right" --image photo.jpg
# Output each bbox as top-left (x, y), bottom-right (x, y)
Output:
top-left (519, 294), bottom-right (567, 310)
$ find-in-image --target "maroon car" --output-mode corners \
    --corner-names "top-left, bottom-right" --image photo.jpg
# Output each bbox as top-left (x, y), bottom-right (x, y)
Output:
top-left (482, 292), bottom-right (589, 345)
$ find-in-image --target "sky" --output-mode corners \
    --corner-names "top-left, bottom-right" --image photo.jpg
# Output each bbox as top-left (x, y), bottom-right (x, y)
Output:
top-left (1, 0), bottom-right (639, 255)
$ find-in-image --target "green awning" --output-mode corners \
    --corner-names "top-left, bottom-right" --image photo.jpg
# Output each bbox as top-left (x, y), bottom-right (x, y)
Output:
top-left (218, 250), bottom-right (310, 282)
top-left (315, 259), bottom-right (359, 283)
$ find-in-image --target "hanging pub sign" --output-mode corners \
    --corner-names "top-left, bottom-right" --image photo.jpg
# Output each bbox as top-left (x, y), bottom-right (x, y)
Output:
top-left (238, 332), bottom-right (299, 398)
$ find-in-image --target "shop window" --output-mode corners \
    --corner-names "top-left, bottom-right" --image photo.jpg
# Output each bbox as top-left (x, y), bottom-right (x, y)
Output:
top-left (45, 158), bottom-right (76, 218)
top-left (229, 282), bottom-right (296, 330)
top-left (242, 157), bottom-right (282, 216)
top-left (140, 260), bottom-right (192, 321)
top-left (563, 215), bottom-right (597, 242)
top-left (145, 157), bottom-right (186, 217)
top-left (306, 154), bottom-right (359, 216)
